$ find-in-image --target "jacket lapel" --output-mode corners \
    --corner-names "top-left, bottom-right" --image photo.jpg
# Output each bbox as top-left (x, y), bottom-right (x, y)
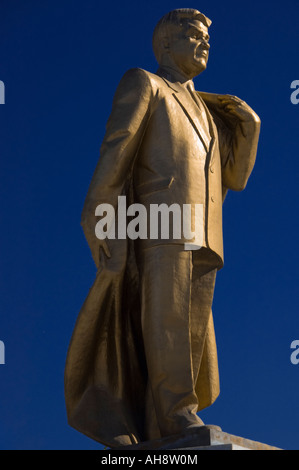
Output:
top-left (161, 77), bottom-right (211, 153)
top-left (196, 91), bottom-right (218, 167)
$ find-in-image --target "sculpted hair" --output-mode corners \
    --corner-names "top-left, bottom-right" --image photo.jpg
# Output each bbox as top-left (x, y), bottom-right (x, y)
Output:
top-left (152, 8), bottom-right (212, 65)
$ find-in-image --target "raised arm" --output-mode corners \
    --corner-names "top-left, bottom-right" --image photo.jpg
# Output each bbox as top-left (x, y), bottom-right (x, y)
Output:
top-left (199, 92), bottom-right (261, 193)
top-left (217, 95), bottom-right (261, 191)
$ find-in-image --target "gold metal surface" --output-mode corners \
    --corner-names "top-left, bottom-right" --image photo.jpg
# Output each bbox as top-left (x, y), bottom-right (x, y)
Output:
top-left (64, 8), bottom-right (260, 448)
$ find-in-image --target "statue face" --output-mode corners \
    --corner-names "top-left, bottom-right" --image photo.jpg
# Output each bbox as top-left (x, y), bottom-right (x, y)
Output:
top-left (167, 20), bottom-right (210, 78)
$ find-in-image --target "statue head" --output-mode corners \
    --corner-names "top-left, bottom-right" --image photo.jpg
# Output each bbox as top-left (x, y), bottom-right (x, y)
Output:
top-left (152, 8), bottom-right (211, 79)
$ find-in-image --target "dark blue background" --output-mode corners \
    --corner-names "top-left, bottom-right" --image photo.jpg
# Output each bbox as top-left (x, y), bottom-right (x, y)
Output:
top-left (0, 0), bottom-right (298, 450)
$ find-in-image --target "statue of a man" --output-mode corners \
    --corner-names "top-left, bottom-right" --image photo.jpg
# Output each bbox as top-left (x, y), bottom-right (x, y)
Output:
top-left (65, 8), bottom-right (260, 448)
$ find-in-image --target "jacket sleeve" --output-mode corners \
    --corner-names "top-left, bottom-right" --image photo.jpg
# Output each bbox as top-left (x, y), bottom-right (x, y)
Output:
top-left (81, 68), bottom-right (153, 266)
top-left (219, 103), bottom-right (261, 192)
top-left (199, 92), bottom-right (261, 193)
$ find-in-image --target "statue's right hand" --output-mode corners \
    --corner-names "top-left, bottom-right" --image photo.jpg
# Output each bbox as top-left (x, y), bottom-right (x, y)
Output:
top-left (98, 239), bottom-right (111, 266)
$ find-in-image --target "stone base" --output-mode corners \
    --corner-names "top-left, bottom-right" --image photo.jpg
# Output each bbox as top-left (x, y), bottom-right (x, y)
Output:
top-left (116, 427), bottom-right (281, 451)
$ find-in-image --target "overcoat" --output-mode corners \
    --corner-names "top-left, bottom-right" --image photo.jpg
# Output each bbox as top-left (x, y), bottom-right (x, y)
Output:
top-left (64, 68), bottom-right (260, 447)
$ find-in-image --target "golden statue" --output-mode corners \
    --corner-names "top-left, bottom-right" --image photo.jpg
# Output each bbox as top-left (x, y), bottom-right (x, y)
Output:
top-left (64, 8), bottom-right (260, 448)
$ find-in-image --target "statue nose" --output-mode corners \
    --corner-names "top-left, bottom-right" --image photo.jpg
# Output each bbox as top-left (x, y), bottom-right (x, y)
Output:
top-left (197, 43), bottom-right (210, 54)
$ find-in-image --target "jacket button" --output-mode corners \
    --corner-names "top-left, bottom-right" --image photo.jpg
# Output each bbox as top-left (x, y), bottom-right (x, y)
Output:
top-left (210, 167), bottom-right (214, 173)
top-left (211, 196), bottom-right (215, 202)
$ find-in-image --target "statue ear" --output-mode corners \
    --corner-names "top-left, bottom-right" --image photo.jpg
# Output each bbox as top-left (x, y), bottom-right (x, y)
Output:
top-left (162, 37), bottom-right (171, 53)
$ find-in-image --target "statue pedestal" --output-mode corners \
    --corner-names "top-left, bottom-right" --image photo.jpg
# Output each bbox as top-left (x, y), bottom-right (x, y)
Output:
top-left (117, 427), bottom-right (281, 451)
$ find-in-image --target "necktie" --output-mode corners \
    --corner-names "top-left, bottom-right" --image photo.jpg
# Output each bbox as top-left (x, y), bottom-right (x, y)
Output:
top-left (185, 81), bottom-right (211, 151)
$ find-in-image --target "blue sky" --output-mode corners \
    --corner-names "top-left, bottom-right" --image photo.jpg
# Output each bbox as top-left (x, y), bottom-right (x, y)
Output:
top-left (0, 0), bottom-right (298, 450)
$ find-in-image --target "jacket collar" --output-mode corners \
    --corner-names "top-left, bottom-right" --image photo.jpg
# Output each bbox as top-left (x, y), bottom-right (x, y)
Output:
top-left (156, 67), bottom-right (194, 93)
top-left (156, 67), bottom-right (217, 160)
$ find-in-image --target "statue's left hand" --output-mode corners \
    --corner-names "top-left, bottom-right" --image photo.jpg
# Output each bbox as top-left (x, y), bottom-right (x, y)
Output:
top-left (218, 95), bottom-right (259, 122)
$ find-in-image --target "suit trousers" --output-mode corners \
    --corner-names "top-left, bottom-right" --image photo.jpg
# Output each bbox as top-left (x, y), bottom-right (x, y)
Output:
top-left (136, 244), bottom-right (217, 440)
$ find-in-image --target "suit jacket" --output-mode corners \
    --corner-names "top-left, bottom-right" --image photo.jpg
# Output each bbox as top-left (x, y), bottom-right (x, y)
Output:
top-left (80, 67), bottom-right (260, 267)
top-left (64, 68), bottom-right (260, 447)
